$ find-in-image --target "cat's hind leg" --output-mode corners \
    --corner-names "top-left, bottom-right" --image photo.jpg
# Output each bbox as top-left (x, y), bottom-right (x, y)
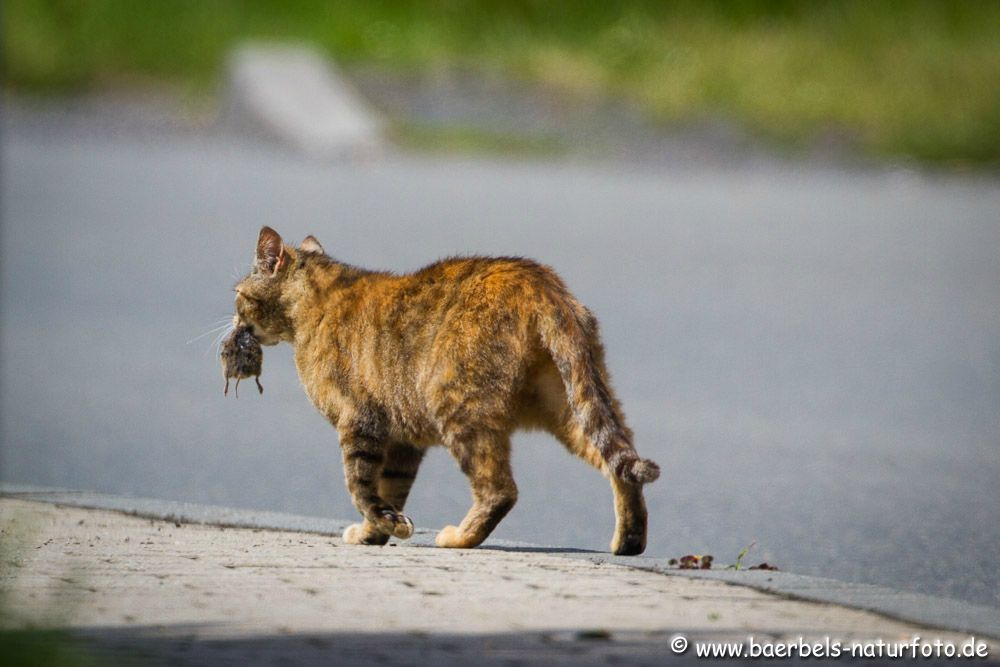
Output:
top-left (342, 442), bottom-right (425, 545)
top-left (553, 419), bottom-right (649, 556)
top-left (338, 427), bottom-right (415, 545)
top-left (436, 429), bottom-right (517, 549)
top-left (528, 363), bottom-right (649, 555)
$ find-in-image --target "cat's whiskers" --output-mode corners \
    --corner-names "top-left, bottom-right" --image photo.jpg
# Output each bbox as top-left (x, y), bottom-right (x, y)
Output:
top-left (186, 320), bottom-right (234, 346)
top-left (212, 325), bottom-right (235, 356)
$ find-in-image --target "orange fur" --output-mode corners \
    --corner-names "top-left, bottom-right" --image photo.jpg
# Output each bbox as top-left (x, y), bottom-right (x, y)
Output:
top-left (231, 227), bottom-right (659, 555)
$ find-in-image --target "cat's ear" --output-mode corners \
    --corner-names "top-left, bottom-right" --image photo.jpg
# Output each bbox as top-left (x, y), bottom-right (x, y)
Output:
top-left (300, 235), bottom-right (325, 255)
top-left (256, 226), bottom-right (287, 276)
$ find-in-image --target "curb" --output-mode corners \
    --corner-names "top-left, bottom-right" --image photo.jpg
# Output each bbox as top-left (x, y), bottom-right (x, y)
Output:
top-left (222, 43), bottom-right (382, 159)
top-left (3, 483), bottom-right (997, 641)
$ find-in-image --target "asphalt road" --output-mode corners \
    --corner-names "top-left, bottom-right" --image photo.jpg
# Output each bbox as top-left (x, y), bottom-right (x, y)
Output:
top-left (2, 107), bottom-right (998, 610)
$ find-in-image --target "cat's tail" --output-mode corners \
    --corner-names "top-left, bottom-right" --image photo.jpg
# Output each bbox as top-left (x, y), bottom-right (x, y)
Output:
top-left (536, 293), bottom-right (660, 485)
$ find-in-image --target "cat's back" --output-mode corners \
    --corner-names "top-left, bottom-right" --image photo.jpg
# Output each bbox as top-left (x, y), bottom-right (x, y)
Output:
top-left (400, 255), bottom-right (567, 301)
top-left (345, 254), bottom-right (569, 354)
top-left (367, 255), bottom-right (566, 328)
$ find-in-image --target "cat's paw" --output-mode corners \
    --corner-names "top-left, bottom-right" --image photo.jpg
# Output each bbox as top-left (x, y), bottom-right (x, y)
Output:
top-left (373, 510), bottom-right (414, 540)
top-left (610, 531), bottom-right (646, 556)
top-left (435, 524), bottom-right (476, 549)
top-left (342, 522), bottom-right (390, 546)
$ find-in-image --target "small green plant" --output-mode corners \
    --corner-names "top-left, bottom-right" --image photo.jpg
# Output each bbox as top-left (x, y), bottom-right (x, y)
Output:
top-left (727, 541), bottom-right (756, 571)
top-left (668, 542), bottom-right (778, 571)
top-left (726, 541), bottom-right (779, 571)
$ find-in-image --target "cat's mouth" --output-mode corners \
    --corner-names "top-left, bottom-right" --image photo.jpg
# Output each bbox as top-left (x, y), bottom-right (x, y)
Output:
top-left (232, 316), bottom-right (280, 346)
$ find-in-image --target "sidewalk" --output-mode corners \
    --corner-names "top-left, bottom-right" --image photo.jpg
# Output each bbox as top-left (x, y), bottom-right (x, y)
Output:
top-left (1, 496), bottom-right (997, 665)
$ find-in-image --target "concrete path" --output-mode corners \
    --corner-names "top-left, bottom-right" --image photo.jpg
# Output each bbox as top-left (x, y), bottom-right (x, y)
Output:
top-left (2, 498), bottom-right (996, 665)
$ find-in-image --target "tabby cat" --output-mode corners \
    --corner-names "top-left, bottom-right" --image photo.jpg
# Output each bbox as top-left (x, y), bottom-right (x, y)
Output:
top-left (229, 227), bottom-right (659, 555)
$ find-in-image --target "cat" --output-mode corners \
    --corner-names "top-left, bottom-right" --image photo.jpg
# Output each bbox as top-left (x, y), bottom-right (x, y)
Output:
top-left (230, 226), bottom-right (660, 555)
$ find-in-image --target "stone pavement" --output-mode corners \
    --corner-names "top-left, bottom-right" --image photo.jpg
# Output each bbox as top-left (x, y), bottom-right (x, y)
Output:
top-left (2, 498), bottom-right (995, 665)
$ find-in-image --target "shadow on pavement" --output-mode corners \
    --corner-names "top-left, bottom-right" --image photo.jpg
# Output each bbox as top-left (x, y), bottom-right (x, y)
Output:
top-left (23, 624), bottom-right (980, 666)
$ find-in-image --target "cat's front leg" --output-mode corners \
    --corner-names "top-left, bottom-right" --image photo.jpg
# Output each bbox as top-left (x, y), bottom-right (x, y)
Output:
top-left (342, 442), bottom-right (425, 545)
top-left (338, 428), bottom-right (415, 543)
top-left (342, 521), bottom-right (390, 545)
top-left (378, 442), bottom-right (426, 514)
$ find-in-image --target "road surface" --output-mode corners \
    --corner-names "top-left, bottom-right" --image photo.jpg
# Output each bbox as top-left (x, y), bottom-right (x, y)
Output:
top-left (2, 102), bottom-right (998, 610)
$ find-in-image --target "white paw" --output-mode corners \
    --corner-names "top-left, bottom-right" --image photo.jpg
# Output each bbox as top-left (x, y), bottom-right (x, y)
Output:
top-left (391, 514), bottom-right (414, 540)
top-left (342, 523), bottom-right (367, 545)
top-left (435, 525), bottom-right (465, 548)
top-left (373, 510), bottom-right (415, 541)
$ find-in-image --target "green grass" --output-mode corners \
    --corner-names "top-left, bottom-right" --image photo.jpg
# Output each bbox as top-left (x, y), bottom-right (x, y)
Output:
top-left (392, 122), bottom-right (567, 157)
top-left (0, 515), bottom-right (103, 667)
top-left (5, 0), bottom-right (1000, 164)
top-left (0, 629), bottom-right (103, 667)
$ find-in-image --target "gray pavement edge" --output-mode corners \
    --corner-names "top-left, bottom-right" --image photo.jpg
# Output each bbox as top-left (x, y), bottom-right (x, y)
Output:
top-left (2, 482), bottom-right (997, 641)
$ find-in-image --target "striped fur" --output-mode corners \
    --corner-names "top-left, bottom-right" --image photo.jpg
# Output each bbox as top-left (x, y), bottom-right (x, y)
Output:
top-left (231, 227), bottom-right (660, 555)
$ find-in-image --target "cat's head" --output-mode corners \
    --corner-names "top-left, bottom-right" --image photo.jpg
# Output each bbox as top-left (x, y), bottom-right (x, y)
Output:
top-left (232, 226), bottom-right (325, 346)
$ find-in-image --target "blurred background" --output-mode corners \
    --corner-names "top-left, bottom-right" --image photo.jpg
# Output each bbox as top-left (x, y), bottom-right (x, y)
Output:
top-left (2, 0), bottom-right (999, 612)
